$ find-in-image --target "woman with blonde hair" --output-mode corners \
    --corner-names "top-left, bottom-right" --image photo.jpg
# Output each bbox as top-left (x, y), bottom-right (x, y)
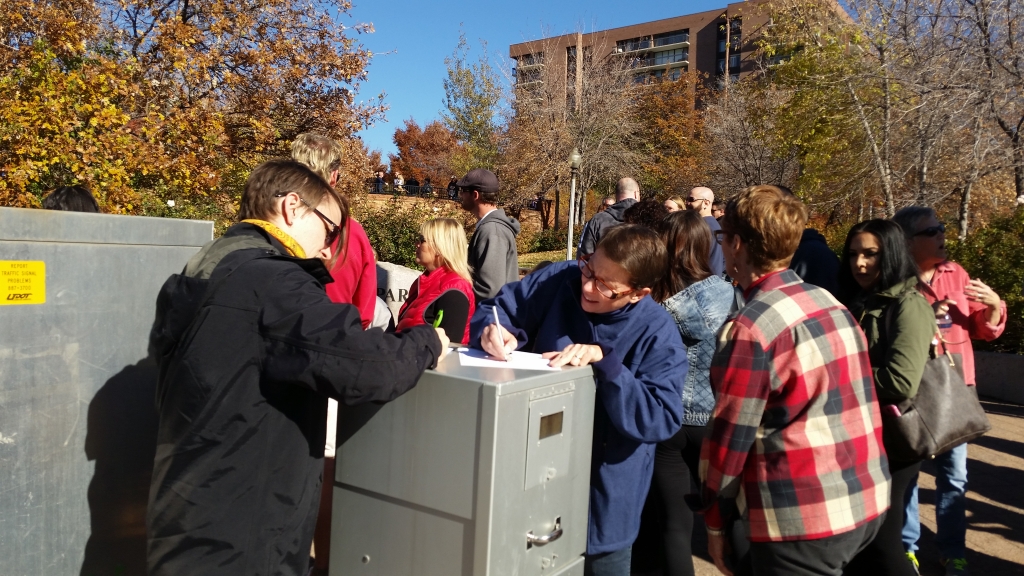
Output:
top-left (663, 196), bottom-right (686, 213)
top-left (397, 218), bottom-right (475, 344)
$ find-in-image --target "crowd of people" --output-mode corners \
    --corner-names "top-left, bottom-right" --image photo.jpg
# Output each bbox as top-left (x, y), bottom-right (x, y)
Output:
top-left (59, 132), bottom-right (1003, 576)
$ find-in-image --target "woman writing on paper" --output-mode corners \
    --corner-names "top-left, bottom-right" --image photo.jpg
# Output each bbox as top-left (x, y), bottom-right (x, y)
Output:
top-left (469, 225), bottom-right (688, 576)
top-left (396, 218), bottom-right (475, 344)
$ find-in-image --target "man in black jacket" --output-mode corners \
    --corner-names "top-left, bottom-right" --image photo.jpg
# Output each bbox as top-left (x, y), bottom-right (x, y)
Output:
top-left (577, 177), bottom-right (640, 256)
top-left (146, 159), bottom-right (449, 576)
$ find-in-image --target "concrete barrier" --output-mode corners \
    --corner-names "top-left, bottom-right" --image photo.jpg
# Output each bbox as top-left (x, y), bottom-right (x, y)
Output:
top-left (376, 262), bottom-right (419, 321)
top-left (975, 351), bottom-right (1024, 405)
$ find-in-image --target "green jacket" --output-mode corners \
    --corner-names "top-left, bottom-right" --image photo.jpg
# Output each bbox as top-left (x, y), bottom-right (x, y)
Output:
top-left (849, 276), bottom-right (935, 402)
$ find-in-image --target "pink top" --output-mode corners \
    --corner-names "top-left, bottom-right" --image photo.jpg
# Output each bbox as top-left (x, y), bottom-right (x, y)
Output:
top-left (916, 261), bottom-right (1007, 385)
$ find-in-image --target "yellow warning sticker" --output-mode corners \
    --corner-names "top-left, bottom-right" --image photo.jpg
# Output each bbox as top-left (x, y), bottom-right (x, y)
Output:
top-left (0, 261), bottom-right (46, 305)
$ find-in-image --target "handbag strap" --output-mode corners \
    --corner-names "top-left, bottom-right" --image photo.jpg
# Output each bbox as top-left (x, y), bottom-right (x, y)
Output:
top-left (882, 298), bottom-right (956, 368)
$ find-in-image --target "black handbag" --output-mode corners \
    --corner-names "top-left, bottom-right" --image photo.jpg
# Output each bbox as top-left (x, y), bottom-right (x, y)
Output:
top-left (880, 306), bottom-right (991, 462)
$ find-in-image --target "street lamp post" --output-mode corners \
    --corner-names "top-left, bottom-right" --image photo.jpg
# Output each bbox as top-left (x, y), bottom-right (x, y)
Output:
top-left (566, 148), bottom-right (582, 261)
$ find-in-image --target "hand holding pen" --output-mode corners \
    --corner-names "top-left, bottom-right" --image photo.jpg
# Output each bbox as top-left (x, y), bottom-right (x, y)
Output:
top-left (481, 306), bottom-right (517, 361)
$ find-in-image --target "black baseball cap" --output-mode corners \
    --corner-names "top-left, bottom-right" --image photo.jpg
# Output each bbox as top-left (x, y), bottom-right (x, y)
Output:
top-left (456, 168), bottom-right (498, 194)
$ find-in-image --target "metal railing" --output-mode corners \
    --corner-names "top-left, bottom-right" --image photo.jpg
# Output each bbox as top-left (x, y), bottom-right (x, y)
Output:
top-left (365, 182), bottom-right (460, 200)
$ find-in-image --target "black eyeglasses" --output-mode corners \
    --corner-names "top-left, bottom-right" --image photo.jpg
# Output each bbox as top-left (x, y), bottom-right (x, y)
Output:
top-left (913, 223), bottom-right (945, 237)
top-left (713, 229), bottom-right (733, 245)
top-left (275, 193), bottom-right (341, 248)
top-left (686, 197), bottom-right (707, 203)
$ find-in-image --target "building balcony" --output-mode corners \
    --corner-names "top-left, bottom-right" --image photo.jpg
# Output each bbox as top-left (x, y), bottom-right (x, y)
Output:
top-left (631, 61), bottom-right (689, 74)
top-left (615, 39), bottom-right (690, 54)
top-left (516, 61), bottom-right (545, 70)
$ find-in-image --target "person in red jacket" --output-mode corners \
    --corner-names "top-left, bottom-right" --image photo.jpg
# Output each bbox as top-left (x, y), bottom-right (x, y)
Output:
top-left (397, 218), bottom-right (475, 344)
top-left (291, 133), bottom-right (379, 575)
top-left (292, 133), bottom-right (377, 328)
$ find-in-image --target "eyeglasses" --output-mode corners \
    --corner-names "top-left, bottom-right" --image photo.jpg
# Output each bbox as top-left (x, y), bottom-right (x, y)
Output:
top-left (913, 223), bottom-right (945, 237)
top-left (275, 193), bottom-right (342, 248)
top-left (416, 235), bottom-right (427, 244)
top-left (578, 254), bottom-right (635, 300)
top-left (686, 197), bottom-right (707, 203)
top-left (713, 229), bottom-right (732, 245)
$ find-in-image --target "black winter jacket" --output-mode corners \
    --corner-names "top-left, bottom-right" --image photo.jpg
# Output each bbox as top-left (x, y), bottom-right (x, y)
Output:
top-left (146, 224), bottom-right (441, 576)
top-left (577, 198), bottom-right (636, 256)
top-left (789, 228), bottom-right (841, 296)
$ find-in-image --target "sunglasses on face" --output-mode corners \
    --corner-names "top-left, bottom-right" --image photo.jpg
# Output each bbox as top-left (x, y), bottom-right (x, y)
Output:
top-left (275, 193), bottom-right (342, 248)
top-left (913, 223), bottom-right (945, 237)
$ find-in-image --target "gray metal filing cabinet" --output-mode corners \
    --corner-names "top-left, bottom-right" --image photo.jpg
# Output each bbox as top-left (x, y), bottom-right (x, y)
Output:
top-left (330, 353), bottom-right (596, 576)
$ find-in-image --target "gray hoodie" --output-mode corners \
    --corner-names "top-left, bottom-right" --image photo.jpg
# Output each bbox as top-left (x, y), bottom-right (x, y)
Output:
top-left (468, 208), bottom-right (521, 302)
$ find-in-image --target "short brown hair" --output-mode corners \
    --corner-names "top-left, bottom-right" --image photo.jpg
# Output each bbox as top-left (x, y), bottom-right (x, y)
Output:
top-left (655, 211), bottom-right (713, 301)
top-left (291, 133), bottom-right (342, 182)
top-left (596, 224), bottom-right (667, 290)
top-left (238, 159), bottom-right (350, 266)
top-left (721, 185), bottom-right (807, 271)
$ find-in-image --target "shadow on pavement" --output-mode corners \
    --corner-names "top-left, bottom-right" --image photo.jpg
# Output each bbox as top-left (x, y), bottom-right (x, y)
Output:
top-left (979, 398), bottom-right (1024, 419)
top-left (971, 434), bottom-right (1024, 460)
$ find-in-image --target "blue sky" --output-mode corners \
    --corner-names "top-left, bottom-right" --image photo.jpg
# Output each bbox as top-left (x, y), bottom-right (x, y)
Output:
top-left (349, 0), bottom-right (725, 160)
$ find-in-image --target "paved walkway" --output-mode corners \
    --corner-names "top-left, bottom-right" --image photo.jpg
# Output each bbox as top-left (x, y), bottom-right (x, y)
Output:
top-left (669, 398), bottom-right (1024, 576)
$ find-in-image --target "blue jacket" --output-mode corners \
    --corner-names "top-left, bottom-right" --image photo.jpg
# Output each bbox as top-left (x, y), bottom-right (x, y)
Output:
top-left (704, 216), bottom-right (727, 277)
top-left (660, 275), bottom-right (735, 426)
top-left (470, 261), bottom-right (687, 554)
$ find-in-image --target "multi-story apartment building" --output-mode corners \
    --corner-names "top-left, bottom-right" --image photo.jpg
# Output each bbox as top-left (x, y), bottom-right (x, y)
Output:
top-left (509, 1), bottom-right (769, 93)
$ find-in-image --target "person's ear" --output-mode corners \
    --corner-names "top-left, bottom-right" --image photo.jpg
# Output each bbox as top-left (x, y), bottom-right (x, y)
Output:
top-left (329, 170), bottom-right (340, 188)
top-left (630, 286), bottom-right (652, 303)
top-left (279, 193), bottom-right (301, 226)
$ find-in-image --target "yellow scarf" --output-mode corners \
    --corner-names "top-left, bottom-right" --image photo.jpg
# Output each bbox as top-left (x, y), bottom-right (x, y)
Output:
top-left (241, 219), bottom-right (306, 258)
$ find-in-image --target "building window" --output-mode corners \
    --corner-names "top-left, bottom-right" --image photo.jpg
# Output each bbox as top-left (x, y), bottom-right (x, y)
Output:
top-left (653, 29), bottom-right (689, 47)
top-left (517, 52), bottom-right (545, 67)
top-left (634, 48), bottom-right (688, 68)
top-left (635, 65), bottom-right (686, 84)
top-left (729, 54), bottom-right (741, 68)
top-left (617, 37), bottom-right (652, 52)
top-left (514, 67), bottom-right (543, 84)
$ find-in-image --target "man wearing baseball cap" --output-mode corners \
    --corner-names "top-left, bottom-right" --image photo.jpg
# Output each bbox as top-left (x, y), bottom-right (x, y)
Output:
top-left (457, 168), bottom-right (521, 303)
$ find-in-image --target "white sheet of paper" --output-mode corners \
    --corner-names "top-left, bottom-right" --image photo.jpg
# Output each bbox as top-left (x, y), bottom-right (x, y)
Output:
top-left (456, 347), bottom-right (561, 371)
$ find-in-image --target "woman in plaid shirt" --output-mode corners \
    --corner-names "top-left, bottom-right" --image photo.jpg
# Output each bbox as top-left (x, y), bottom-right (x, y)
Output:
top-left (698, 186), bottom-right (891, 576)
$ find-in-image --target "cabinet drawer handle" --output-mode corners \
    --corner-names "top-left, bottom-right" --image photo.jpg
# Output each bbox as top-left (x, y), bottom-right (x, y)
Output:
top-left (526, 517), bottom-right (562, 547)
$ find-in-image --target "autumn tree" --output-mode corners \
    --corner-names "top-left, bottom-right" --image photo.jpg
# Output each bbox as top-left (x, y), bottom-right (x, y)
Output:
top-left (442, 32), bottom-right (502, 173)
top-left (698, 80), bottom-right (800, 196)
top-left (633, 72), bottom-right (707, 196)
top-left (1, 0), bottom-right (382, 224)
top-left (388, 119), bottom-right (463, 186)
top-left (757, 0), bottom-right (1019, 229)
top-left (500, 33), bottom-right (648, 230)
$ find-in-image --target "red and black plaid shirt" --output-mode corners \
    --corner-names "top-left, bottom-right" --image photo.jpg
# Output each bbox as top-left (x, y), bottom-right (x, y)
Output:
top-left (699, 270), bottom-right (890, 542)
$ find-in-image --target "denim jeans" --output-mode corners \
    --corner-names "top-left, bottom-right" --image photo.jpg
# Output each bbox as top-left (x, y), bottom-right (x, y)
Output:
top-left (902, 443), bottom-right (969, 559)
top-left (584, 546), bottom-right (632, 576)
